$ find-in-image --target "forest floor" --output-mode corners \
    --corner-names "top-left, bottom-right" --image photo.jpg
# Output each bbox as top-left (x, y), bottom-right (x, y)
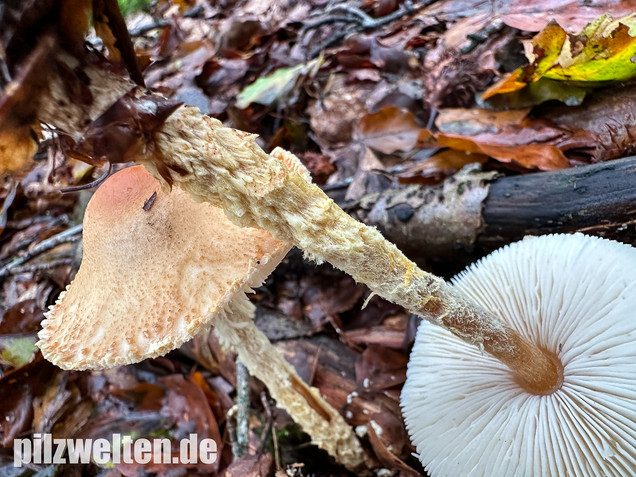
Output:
top-left (1, 0), bottom-right (636, 475)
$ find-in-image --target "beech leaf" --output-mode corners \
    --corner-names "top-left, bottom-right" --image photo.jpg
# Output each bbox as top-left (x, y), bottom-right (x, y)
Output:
top-left (483, 14), bottom-right (636, 102)
top-left (355, 107), bottom-right (422, 154)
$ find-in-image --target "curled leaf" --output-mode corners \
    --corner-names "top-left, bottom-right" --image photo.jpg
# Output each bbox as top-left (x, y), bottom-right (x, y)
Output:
top-left (483, 14), bottom-right (636, 103)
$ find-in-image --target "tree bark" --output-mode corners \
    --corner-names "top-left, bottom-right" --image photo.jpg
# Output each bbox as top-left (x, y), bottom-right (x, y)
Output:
top-left (481, 157), bottom-right (636, 247)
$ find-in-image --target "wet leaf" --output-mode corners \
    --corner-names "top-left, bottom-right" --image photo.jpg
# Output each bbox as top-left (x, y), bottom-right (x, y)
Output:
top-left (398, 149), bottom-right (489, 185)
top-left (367, 411), bottom-right (421, 477)
top-left (1, 335), bottom-right (39, 368)
top-left (355, 107), bottom-right (422, 154)
top-left (225, 453), bottom-right (273, 477)
top-left (0, 127), bottom-right (39, 176)
top-left (0, 359), bottom-right (57, 445)
top-left (235, 59), bottom-right (322, 109)
top-left (355, 345), bottom-right (408, 391)
top-left (484, 14), bottom-right (636, 102)
top-left (418, 108), bottom-right (595, 170)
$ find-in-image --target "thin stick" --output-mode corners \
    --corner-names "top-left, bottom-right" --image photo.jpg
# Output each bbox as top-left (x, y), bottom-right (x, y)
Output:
top-left (0, 225), bottom-right (82, 278)
top-left (235, 360), bottom-right (250, 457)
top-left (260, 392), bottom-right (281, 470)
top-left (1, 257), bottom-right (73, 276)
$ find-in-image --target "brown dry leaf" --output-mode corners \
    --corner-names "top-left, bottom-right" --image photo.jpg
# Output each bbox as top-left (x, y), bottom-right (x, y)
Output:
top-left (298, 152), bottom-right (335, 185)
top-left (420, 107), bottom-right (594, 170)
top-left (367, 410), bottom-right (422, 477)
top-left (308, 78), bottom-right (374, 146)
top-left (536, 83), bottom-right (636, 161)
top-left (398, 149), bottom-right (489, 185)
top-left (436, 134), bottom-right (568, 170)
top-left (355, 106), bottom-right (422, 154)
top-left (226, 452), bottom-right (273, 477)
top-left (0, 126), bottom-right (39, 176)
top-left (0, 358), bottom-right (58, 445)
top-left (0, 299), bottom-right (45, 334)
top-left (344, 313), bottom-right (411, 349)
top-left (355, 345), bottom-right (408, 391)
top-left (189, 371), bottom-right (226, 422)
top-left (425, 0), bottom-right (636, 33)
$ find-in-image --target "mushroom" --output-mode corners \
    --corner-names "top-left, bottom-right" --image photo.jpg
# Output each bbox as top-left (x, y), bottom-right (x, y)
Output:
top-left (132, 105), bottom-right (563, 397)
top-left (401, 234), bottom-right (636, 476)
top-left (37, 165), bottom-right (372, 471)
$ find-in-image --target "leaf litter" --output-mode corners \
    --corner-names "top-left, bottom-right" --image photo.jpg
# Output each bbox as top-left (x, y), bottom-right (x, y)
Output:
top-left (2, 0), bottom-right (636, 475)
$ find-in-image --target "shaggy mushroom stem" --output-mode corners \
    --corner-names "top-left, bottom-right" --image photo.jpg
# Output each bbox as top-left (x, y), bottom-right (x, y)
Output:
top-left (136, 107), bottom-right (563, 395)
top-left (215, 298), bottom-right (373, 470)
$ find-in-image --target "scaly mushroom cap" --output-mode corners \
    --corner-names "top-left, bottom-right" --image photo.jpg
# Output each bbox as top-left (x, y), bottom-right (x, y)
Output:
top-left (37, 166), bottom-right (291, 370)
top-left (401, 234), bottom-right (636, 477)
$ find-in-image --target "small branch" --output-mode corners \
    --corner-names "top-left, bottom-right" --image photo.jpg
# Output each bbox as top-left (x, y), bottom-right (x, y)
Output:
top-left (302, 1), bottom-right (423, 58)
top-left (258, 392), bottom-right (274, 455)
top-left (235, 360), bottom-right (250, 457)
top-left (128, 18), bottom-right (170, 36)
top-left (1, 257), bottom-right (73, 276)
top-left (0, 224), bottom-right (82, 278)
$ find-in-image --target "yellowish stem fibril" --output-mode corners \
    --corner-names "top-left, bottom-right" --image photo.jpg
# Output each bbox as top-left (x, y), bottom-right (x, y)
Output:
top-left (214, 299), bottom-right (373, 470)
top-left (139, 106), bottom-right (562, 395)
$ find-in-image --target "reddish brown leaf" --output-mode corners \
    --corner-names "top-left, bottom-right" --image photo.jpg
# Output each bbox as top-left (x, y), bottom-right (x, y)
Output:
top-left (367, 412), bottom-right (422, 477)
top-left (0, 358), bottom-right (58, 445)
top-left (355, 345), bottom-right (408, 391)
top-left (355, 107), bottom-right (422, 154)
top-left (418, 108), bottom-right (596, 170)
top-left (226, 452), bottom-right (273, 477)
top-left (398, 149), bottom-right (489, 185)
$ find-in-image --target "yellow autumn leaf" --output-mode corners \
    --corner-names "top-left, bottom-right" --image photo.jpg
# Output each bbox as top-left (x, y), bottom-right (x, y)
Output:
top-left (483, 14), bottom-right (636, 101)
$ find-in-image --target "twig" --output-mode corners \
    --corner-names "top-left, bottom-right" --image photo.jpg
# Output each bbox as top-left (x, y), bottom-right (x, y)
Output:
top-left (226, 406), bottom-right (239, 457)
top-left (128, 5), bottom-right (204, 36)
top-left (128, 18), bottom-right (170, 36)
top-left (0, 224), bottom-right (82, 278)
top-left (1, 257), bottom-right (73, 276)
top-left (236, 360), bottom-right (250, 457)
top-left (0, 182), bottom-right (18, 231)
top-left (302, 0), bottom-right (424, 58)
top-left (258, 392), bottom-right (278, 466)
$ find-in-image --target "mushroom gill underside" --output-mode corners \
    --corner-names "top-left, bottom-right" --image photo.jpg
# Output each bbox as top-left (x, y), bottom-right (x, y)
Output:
top-left (401, 233), bottom-right (636, 477)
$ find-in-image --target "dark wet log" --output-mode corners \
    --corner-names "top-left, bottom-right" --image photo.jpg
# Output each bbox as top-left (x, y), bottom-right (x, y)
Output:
top-left (481, 156), bottom-right (636, 248)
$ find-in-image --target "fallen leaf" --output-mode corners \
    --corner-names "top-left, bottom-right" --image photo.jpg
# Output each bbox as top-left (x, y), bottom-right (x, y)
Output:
top-left (535, 82), bottom-right (636, 161)
top-left (0, 299), bottom-right (46, 334)
top-left (355, 345), bottom-right (408, 391)
top-left (355, 107), bottom-right (422, 154)
top-left (0, 126), bottom-right (39, 176)
top-left (367, 412), bottom-right (422, 477)
top-left (425, 0), bottom-right (636, 33)
top-left (398, 149), bottom-right (489, 185)
top-left (0, 335), bottom-right (39, 368)
top-left (225, 453), bottom-right (273, 477)
top-left (418, 107), bottom-right (594, 170)
top-left (235, 59), bottom-right (322, 109)
top-left (483, 14), bottom-right (636, 102)
top-left (0, 358), bottom-right (57, 445)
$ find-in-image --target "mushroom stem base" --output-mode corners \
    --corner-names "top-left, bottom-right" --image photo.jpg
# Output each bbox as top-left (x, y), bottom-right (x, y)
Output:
top-left (213, 298), bottom-right (374, 472)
